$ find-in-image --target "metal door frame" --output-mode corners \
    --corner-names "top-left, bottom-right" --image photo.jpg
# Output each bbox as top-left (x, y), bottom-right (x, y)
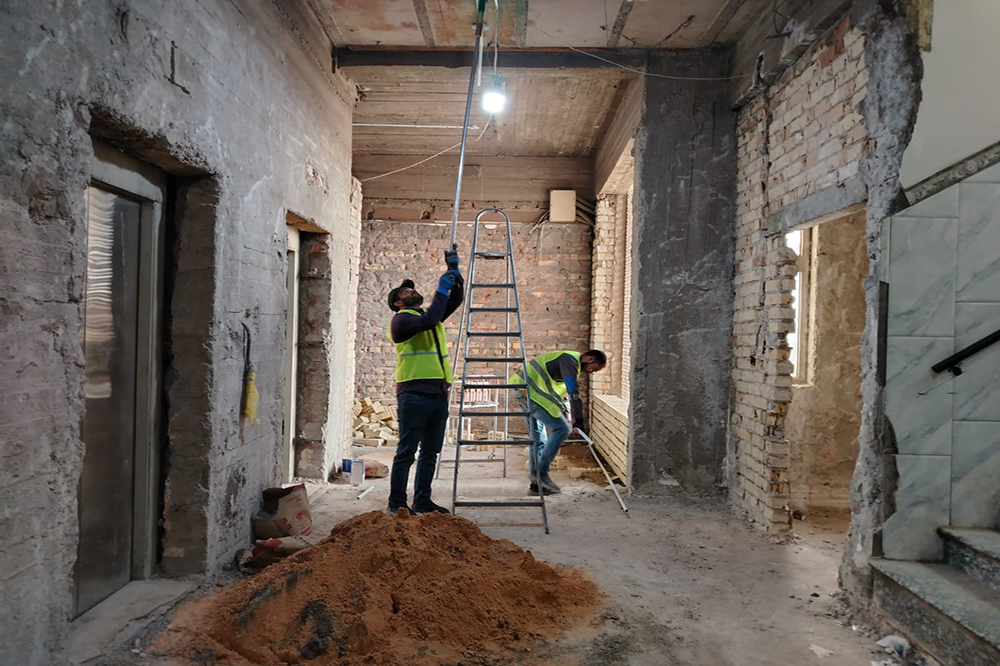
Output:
top-left (88, 140), bottom-right (166, 582)
top-left (282, 227), bottom-right (301, 482)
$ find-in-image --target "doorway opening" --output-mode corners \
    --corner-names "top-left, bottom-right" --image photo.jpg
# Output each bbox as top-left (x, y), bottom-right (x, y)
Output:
top-left (74, 141), bottom-right (167, 617)
top-left (783, 207), bottom-right (867, 529)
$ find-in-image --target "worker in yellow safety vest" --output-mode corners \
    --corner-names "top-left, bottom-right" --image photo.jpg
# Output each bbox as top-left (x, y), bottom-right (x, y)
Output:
top-left (512, 349), bottom-right (606, 495)
top-left (384, 250), bottom-right (464, 516)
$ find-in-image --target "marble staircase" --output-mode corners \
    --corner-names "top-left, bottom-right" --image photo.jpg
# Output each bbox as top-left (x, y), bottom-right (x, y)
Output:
top-left (872, 528), bottom-right (1000, 666)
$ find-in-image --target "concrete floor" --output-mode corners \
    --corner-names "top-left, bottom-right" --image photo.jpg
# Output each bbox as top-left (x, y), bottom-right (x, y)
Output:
top-left (93, 444), bottom-right (893, 665)
top-left (306, 444), bottom-right (888, 665)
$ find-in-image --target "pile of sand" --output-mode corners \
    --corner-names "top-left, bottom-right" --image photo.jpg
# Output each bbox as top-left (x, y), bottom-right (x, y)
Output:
top-left (157, 510), bottom-right (602, 665)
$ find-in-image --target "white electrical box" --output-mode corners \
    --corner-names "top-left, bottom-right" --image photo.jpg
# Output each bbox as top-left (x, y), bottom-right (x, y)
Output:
top-left (549, 189), bottom-right (577, 222)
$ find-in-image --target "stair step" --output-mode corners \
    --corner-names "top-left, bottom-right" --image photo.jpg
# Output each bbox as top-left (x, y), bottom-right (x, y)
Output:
top-left (473, 252), bottom-right (508, 260)
top-left (941, 528), bottom-right (1000, 592)
top-left (470, 283), bottom-right (515, 288)
top-left (463, 356), bottom-right (524, 363)
top-left (872, 559), bottom-right (1000, 666)
top-left (469, 307), bottom-right (518, 313)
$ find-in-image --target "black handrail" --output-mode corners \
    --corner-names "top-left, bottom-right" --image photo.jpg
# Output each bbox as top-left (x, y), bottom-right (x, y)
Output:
top-left (931, 326), bottom-right (1000, 374)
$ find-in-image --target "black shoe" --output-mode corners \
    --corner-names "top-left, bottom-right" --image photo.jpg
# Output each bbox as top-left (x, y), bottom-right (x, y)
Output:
top-left (528, 482), bottom-right (555, 496)
top-left (412, 500), bottom-right (450, 515)
top-left (540, 473), bottom-right (562, 494)
top-left (386, 504), bottom-right (412, 516)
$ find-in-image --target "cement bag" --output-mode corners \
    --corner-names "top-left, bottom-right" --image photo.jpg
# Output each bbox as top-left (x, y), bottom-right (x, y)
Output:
top-left (252, 484), bottom-right (313, 539)
top-left (363, 459), bottom-right (390, 478)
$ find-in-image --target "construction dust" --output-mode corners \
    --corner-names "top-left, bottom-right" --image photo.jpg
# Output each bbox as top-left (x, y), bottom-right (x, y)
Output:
top-left (156, 510), bottom-right (602, 665)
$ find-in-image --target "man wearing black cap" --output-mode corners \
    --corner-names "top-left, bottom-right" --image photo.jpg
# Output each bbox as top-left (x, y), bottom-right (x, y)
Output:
top-left (385, 253), bottom-right (463, 515)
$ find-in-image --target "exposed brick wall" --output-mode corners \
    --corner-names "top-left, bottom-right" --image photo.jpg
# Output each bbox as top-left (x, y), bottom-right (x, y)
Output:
top-left (589, 196), bottom-right (620, 398)
top-left (354, 220), bottom-right (592, 405)
top-left (621, 185), bottom-right (634, 400)
top-left (730, 16), bottom-right (869, 532)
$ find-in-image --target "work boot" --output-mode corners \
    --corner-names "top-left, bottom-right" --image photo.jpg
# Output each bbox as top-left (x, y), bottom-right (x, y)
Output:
top-left (540, 472), bottom-right (561, 494)
top-left (386, 503), bottom-right (412, 517)
top-left (412, 500), bottom-right (450, 515)
top-left (528, 482), bottom-right (555, 496)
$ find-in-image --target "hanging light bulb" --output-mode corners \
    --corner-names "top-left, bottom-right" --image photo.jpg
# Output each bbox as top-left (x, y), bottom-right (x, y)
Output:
top-left (482, 72), bottom-right (506, 114)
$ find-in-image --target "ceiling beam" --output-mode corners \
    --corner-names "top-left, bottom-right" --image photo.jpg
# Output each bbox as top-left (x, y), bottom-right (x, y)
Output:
top-left (335, 48), bottom-right (649, 70)
top-left (703, 0), bottom-right (749, 45)
top-left (411, 0), bottom-right (437, 47)
top-left (515, 0), bottom-right (529, 48)
top-left (607, 1), bottom-right (635, 48)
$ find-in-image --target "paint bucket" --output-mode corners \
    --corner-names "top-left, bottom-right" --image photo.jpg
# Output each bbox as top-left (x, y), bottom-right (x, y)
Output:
top-left (349, 459), bottom-right (365, 486)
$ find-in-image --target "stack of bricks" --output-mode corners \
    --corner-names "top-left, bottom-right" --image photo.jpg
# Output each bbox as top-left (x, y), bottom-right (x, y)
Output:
top-left (730, 16), bottom-right (870, 532)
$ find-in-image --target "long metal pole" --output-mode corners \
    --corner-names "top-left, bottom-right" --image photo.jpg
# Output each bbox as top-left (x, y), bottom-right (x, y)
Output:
top-left (449, 0), bottom-right (487, 250)
top-left (574, 430), bottom-right (630, 514)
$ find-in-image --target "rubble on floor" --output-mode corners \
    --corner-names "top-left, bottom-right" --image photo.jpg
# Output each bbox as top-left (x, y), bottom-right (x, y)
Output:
top-left (156, 511), bottom-right (602, 665)
top-left (352, 398), bottom-right (399, 447)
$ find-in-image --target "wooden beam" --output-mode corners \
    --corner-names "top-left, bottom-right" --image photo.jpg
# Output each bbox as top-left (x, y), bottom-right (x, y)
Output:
top-left (515, 0), bottom-right (529, 48)
top-left (411, 0), bottom-right (436, 47)
top-left (335, 48), bottom-right (650, 70)
top-left (607, 1), bottom-right (635, 48)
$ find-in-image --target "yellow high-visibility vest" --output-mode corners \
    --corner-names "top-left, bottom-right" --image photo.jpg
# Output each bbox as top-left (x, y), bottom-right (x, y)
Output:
top-left (387, 309), bottom-right (454, 384)
top-left (511, 350), bottom-right (581, 418)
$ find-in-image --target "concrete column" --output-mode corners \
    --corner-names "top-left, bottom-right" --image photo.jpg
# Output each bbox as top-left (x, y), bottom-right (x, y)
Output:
top-left (630, 51), bottom-right (737, 492)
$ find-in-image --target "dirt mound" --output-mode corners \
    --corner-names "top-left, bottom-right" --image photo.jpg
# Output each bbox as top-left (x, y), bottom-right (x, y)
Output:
top-left (157, 510), bottom-right (602, 665)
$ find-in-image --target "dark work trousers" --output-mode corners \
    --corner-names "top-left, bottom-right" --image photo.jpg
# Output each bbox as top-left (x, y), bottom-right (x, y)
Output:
top-left (388, 391), bottom-right (449, 508)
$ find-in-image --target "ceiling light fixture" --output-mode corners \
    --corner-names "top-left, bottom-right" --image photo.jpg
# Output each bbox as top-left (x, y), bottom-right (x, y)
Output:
top-left (481, 72), bottom-right (506, 114)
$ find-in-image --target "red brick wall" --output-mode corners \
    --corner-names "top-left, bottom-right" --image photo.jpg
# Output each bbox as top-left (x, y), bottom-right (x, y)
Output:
top-left (354, 220), bottom-right (593, 403)
top-left (731, 16), bottom-right (870, 532)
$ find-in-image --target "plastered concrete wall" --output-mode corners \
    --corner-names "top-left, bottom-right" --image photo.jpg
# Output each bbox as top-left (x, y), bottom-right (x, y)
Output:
top-left (631, 51), bottom-right (736, 492)
top-left (786, 212), bottom-right (867, 511)
top-left (0, 1), bottom-right (355, 662)
top-left (900, 1), bottom-right (1000, 188)
top-left (354, 220), bottom-right (592, 404)
top-left (730, 17), bottom-right (870, 531)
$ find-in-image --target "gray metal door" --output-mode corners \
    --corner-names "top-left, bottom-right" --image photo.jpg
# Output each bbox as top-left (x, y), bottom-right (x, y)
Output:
top-left (75, 186), bottom-right (142, 616)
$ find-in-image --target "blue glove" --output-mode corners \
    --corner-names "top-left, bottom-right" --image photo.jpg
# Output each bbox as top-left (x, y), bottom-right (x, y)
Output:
top-left (444, 249), bottom-right (460, 271)
top-left (452, 266), bottom-right (464, 287)
top-left (436, 271), bottom-right (456, 296)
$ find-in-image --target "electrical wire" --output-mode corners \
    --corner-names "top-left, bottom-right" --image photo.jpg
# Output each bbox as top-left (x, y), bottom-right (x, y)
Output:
top-left (359, 119), bottom-right (492, 183)
top-left (528, 23), bottom-right (753, 81)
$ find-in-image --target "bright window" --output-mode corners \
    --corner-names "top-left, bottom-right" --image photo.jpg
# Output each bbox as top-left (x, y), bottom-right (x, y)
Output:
top-left (784, 228), bottom-right (813, 382)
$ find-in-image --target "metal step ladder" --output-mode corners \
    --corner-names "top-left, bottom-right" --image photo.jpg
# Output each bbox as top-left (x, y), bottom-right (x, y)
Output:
top-left (447, 208), bottom-right (549, 533)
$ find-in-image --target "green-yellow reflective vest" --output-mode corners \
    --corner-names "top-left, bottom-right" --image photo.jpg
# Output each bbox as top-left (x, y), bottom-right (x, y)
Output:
top-left (387, 309), bottom-right (454, 384)
top-left (511, 350), bottom-right (581, 418)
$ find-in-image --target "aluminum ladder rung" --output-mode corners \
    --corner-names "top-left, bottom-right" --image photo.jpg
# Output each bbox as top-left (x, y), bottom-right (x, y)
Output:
top-left (469, 307), bottom-right (518, 313)
top-left (470, 283), bottom-right (515, 288)
top-left (458, 410), bottom-right (529, 418)
top-left (473, 252), bottom-right (508, 259)
top-left (461, 383), bottom-right (526, 389)
top-left (440, 458), bottom-right (505, 464)
top-left (466, 331), bottom-right (522, 337)
top-left (457, 439), bottom-right (533, 446)
top-left (453, 500), bottom-right (545, 508)
top-left (463, 356), bottom-right (524, 363)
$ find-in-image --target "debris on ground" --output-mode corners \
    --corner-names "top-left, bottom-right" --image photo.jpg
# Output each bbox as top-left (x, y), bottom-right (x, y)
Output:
top-left (809, 643), bottom-right (835, 657)
top-left (159, 510), bottom-right (602, 665)
top-left (352, 398), bottom-right (399, 447)
top-left (237, 485), bottom-right (318, 572)
top-left (876, 634), bottom-right (910, 658)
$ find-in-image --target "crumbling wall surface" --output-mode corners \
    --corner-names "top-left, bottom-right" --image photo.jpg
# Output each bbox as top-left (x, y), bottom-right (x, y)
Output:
top-left (786, 212), bottom-right (868, 510)
top-left (354, 220), bottom-right (592, 403)
top-left (841, 1), bottom-right (923, 599)
top-left (631, 51), bottom-right (736, 492)
top-left (730, 15), bottom-right (871, 532)
top-left (0, 1), bottom-right (355, 662)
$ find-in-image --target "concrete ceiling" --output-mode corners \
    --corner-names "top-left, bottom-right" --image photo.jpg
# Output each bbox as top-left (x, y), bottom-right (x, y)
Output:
top-left (347, 66), bottom-right (636, 157)
top-left (315, 0), bottom-right (770, 49)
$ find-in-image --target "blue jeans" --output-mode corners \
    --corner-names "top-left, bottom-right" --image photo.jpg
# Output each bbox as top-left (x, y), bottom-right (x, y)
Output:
top-left (389, 391), bottom-right (449, 507)
top-left (518, 394), bottom-right (570, 476)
